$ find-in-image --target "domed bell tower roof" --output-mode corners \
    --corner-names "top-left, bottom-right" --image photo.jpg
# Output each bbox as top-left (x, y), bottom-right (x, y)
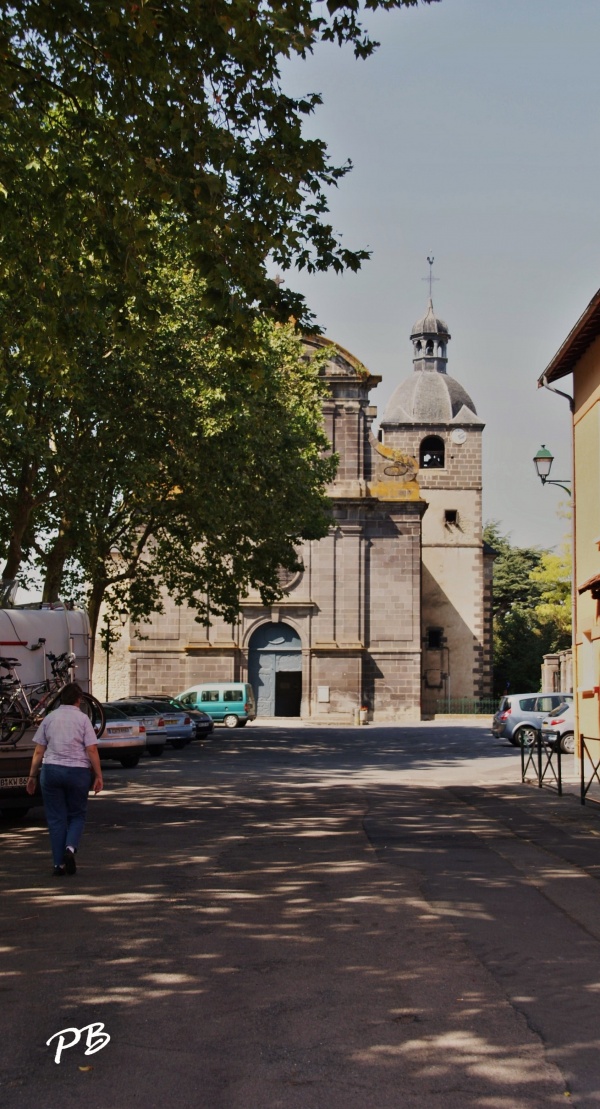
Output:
top-left (410, 298), bottom-right (450, 342)
top-left (410, 298), bottom-right (450, 375)
top-left (380, 295), bottom-right (480, 427)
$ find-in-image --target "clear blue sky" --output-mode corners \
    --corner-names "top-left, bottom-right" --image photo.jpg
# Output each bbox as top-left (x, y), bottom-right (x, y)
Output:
top-left (281, 0), bottom-right (599, 549)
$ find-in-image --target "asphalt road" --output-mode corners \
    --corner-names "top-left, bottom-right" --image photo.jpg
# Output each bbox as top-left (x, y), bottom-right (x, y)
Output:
top-left (1, 721), bottom-right (600, 1108)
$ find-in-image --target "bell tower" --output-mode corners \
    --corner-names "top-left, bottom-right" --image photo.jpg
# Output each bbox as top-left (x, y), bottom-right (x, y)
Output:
top-left (380, 286), bottom-right (493, 707)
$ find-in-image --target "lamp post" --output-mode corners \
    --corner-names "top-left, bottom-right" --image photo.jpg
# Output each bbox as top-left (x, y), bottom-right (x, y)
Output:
top-left (533, 445), bottom-right (572, 496)
top-left (100, 610), bottom-right (128, 701)
top-left (533, 444), bottom-right (575, 723)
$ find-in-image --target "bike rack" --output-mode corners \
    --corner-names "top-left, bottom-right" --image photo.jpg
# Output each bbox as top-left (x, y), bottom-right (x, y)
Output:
top-left (580, 736), bottom-right (600, 805)
top-left (521, 732), bottom-right (563, 795)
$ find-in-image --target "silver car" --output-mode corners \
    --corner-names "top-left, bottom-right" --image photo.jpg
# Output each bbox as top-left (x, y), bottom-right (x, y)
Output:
top-left (492, 692), bottom-right (573, 747)
top-left (541, 701), bottom-right (576, 754)
top-left (111, 700), bottom-right (167, 757)
top-left (117, 697), bottom-right (195, 749)
top-left (98, 705), bottom-right (147, 768)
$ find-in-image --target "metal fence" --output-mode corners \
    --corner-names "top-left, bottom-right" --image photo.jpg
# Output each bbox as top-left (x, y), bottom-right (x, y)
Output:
top-left (521, 734), bottom-right (563, 795)
top-left (580, 736), bottom-right (600, 805)
top-left (422, 696), bottom-right (497, 716)
top-left (519, 733), bottom-right (600, 805)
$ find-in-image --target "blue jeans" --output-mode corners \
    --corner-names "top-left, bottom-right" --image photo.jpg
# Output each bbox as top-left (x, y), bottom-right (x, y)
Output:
top-left (40, 764), bottom-right (93, 867)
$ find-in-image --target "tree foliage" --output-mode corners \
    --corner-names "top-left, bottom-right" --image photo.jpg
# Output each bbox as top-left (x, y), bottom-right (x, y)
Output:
top-left (0, 0), bottom-right (439, 331)
top-left (484, 522), bottom-right (572, 695)
top-left (0, 0), bottom-right (440, 637)
top-left (1, 231), bottom-right (338, 639)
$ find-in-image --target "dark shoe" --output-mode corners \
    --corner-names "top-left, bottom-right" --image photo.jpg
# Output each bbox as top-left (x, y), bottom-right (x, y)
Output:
top-left (53, 865), bottom-right (66, 877)
top-left (64, 848), bottom-right (77, 875)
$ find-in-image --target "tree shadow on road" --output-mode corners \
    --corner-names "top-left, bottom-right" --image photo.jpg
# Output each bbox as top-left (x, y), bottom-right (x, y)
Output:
top-left (0, 756), bottom-right (579, 1108)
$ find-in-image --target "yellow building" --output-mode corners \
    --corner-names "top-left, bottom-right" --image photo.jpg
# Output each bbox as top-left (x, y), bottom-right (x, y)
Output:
top-left (539, 290), bottom-right (600, 756)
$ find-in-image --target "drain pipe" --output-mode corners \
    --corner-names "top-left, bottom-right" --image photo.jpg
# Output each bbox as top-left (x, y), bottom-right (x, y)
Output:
top-left (539, 373), bottom-right (577, 732)
top-left (539, 374), bottom-right (574, 414)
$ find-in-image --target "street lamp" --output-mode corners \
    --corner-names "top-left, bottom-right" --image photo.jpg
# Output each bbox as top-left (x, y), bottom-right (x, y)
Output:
top-left (533, 445), bottom-right (572, 496)
top-left (101, 610), bottom-right (128, 701)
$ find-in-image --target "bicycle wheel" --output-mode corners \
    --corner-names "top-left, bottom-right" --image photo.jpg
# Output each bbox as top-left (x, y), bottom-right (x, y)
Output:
top-left (0, 697), bottom-right (27, 745)
top-left (45, 690), bottom-right (106, 738)
top-left (79, 692), bottom-right (106, 738)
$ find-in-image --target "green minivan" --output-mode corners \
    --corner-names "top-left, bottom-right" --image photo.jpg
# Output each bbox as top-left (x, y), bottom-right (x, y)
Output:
top-left (177, 682), bottom-right (256, 728)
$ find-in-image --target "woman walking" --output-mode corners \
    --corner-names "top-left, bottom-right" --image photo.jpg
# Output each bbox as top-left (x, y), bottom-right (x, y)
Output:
top-left (26, 682), bottom-right (103, 876)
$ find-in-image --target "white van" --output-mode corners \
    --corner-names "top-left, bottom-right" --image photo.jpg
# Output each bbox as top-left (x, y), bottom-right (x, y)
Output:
top-left (177, 683), bottom-right (256, 728)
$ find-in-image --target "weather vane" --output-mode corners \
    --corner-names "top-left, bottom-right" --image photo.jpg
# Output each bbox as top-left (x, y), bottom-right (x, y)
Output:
top-left (422, 255), bottom-right (439, 298)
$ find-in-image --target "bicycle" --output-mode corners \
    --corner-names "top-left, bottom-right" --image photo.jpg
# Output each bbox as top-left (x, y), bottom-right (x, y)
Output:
top-left (0, 652), bottom-right (105, 745)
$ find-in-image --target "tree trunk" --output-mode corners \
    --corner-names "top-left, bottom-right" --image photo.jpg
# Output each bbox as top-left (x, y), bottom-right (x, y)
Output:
top-left (2, 524), bottom-right (28, 582)
top-left (1, 465), bottom-right (37, 582)
top-left (86, 578), bottom-right (108, 672)
top-left (42, 520), bottom-right (73, 603)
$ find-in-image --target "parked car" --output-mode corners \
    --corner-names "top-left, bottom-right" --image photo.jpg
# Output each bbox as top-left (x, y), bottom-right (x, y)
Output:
top-left (135, 695), bottom-right (214, 740)
top-left (98, 705), bottom-right (146, 768)
top-left (117, 697), bottom-right (194, 748)
top-left (0, 741), bottom-right (43, 819)
top-left (541, 701), bottom-right (576, 754)
top-left (177, 683), bottom-right (256, 728)
top-left (492, 692), bottom-right (573, 747)
top-left (113, 701), bottom-right (166, 756)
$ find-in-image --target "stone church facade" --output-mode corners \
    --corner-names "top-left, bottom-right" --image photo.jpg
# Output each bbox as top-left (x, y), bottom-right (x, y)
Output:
top-left (104, 300), bottom-right (493, 722)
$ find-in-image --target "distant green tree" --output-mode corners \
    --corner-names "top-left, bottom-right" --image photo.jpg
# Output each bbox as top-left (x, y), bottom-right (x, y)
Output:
top-left (483, 523), bottom-right (572, 695)
top-left (492, 608), bottom-right (561, 697)
top-left (483, 521), bottom-right (544, 620)
top-left (530, 546), bottom-right (572, 642)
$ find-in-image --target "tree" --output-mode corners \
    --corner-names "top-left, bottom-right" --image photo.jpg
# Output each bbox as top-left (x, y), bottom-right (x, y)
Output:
top-left (0, 0), bottom-right (440, 331)
top-left (0, 0), bottom-right (441, 609)
top-left (483, 523), bottom-right (572, 695)
top-left (80, 315), bottom-right (339, 642)
top-left (1, 223), bottom-right (337, 641)
top-left (529, 547), bottom-right (572, 642)
top-left (483, 521), bottom-right (544, 620)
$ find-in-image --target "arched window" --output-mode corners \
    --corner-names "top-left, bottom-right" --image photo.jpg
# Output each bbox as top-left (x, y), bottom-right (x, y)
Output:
top-left (420, 435), bottom-right (445, 469)
top-left (426, 340), bottom-right (434, 355)
top-left (415, 340), bottom-right (422, 352)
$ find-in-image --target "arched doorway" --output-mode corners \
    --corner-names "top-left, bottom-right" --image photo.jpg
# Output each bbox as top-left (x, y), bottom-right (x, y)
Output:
top-left (248, 622), bottom-right (302, 717)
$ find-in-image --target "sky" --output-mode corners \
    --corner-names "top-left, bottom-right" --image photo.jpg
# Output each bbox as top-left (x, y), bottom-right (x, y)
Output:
top-left (279, 0), bottom-right (600, 550)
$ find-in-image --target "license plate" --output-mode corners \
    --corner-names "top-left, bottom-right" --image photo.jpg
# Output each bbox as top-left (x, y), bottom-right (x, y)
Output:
top-left (107, 727), bottom-right (130, 735)
top-left (0, 776), bottom-right (29, 789)
top-left (163, 718), bottom-right (178, 726)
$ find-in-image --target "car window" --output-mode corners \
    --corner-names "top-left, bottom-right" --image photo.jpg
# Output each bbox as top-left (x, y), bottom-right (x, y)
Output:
top-left (201, 691), bottom-right (220, 702)
top-left (519, 698), bottom-right (537, 711)
top-left (104, 706), bottom-right (130, 721)
top-left (120, 703), bottom-right (158, 717)
top-left (224, 690), bottom-right (243, 702)
top-left (179, 693), bottom-right (196, 705)
top-left (536, 696), bottom-right (555, 713)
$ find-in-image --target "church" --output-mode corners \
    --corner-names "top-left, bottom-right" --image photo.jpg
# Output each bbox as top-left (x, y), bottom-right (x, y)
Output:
top-left (116, 298), bottom-right (494, 722)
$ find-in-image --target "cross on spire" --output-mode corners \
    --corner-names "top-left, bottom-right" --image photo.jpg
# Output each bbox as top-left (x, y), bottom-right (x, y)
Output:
top-left (422, 255), bottom-right (440, 299)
